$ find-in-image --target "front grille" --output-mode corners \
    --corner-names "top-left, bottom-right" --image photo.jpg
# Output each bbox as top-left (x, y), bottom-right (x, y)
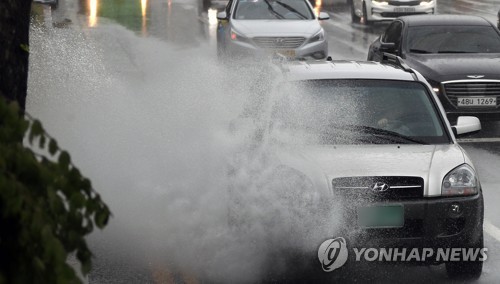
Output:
top-left (388, 0), bottom-right (421, 6)
top-left (443, 80), bottom-right (500, 107)
top-left (332, 176), bottom-right (424, 201)
top-left (252, 37), bottom-right (305, 49)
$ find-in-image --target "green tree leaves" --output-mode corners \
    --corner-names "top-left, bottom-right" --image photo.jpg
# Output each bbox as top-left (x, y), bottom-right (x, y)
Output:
top-left (0, 99), bottom-right (111, 283)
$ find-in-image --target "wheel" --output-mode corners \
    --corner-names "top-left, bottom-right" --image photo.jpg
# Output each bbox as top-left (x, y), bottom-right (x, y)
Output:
top-left (445, 233), bottom-right (484, 280)
top-left (350, 3), bottom-right (361, 23)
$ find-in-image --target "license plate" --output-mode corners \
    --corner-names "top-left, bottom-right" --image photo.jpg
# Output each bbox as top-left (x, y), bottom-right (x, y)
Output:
top-left (358, 205), bottom-right (404, 228)
top-left (457, 97), bottom-right (497, 107)
top-left (273, 49), bottom-right (295, 59)
top-left (394, 7), bottom-right (416, 13)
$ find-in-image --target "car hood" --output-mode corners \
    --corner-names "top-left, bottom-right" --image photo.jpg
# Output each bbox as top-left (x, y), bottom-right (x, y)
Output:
top-left (281, 144), bottom-right (466, 197)
top-left (405, 53), bottom-right (500, 82)
top-left (232, 20), bottom-right (321, 37)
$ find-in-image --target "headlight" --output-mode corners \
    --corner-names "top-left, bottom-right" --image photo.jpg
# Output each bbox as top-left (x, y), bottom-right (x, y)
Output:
top-left (310, 29), bottom-right (325, 43)
top-left (230, 29), bottom-right (250, 43)
top-left (372, 0), bottom-right (389, 5)
top-left (426, 79), bottom-right (441, 93)
top-left (442, 164), bottom-right (478, 197)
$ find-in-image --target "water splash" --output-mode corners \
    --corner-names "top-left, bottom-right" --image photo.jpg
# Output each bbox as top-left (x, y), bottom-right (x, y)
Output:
top-left (27, 20), bottom-right (338, 283)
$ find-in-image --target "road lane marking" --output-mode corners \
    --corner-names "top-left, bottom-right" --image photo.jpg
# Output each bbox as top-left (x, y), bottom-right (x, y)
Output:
top-left (484, 219), bottom-right (500, 243)
top-left (457, 137), bottom-right (500, 143)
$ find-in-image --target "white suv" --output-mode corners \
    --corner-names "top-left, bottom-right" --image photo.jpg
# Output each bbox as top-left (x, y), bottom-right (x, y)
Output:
top-left (350, 0), bottom-right (436, 24)
top-left (229, 55), bottom-right (484, 280)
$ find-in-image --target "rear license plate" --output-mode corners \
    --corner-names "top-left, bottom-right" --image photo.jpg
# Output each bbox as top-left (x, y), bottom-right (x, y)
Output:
top-left (457, 97), bottom-right (497, 107)
top-left (394, 7), bottom-right (416, 13)
top-left (358, 205), bottom-right (404, 228)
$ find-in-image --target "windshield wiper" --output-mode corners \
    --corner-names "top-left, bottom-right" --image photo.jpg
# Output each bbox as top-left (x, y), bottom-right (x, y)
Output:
top-left (437, 50), bottom-right (478, 54)
top-left (263, 0), bottom-right (285, 19)
top-left (328, 124), bottom-right (429, 145)
top-left (409, 49), bottom-right (432, 54)
top-left (275, 1), bottom-right (307, 19)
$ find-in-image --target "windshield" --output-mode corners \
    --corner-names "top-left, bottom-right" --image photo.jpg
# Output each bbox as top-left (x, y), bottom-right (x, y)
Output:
top-left (234, 0), bottom-right (314, 20)
top-left (407, 25), bottom-right (500, 54)
top-left (270, 80), bottom-right (450, 145)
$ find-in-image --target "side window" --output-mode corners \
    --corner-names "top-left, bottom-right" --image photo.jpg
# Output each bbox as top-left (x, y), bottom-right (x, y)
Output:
top-left (382, 21), bottom-right (403, 46)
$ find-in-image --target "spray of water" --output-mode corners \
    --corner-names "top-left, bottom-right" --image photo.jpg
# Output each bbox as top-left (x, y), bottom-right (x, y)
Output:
top-left (27, 21), bottom-right (342, 283)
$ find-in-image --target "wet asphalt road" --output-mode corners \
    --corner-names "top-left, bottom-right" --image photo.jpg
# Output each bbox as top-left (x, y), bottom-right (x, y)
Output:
top-left (29, 0), bottom-right (500, 283)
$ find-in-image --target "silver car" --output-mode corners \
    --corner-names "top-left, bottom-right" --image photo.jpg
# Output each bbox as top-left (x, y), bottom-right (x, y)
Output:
top-left (229, 56), bottom-right (484, 279)
top-left (216, 0), bottom-right (329, 60)
top-left (350, 0), bottom-right (436, 24)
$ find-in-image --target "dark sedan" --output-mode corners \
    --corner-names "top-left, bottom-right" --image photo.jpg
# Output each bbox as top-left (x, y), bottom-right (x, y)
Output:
top-left (367, 15), bottom-right (500, 123)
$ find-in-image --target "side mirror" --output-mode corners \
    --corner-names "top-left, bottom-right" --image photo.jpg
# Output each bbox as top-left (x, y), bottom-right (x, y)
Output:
top-left (379, 42), bottom-right (396, 52)
top-left (217, 11), bottom-right (228, 20)
top-left (318, 12), bottom-right (330, 20)
top-left (452, 116), bottom-right (481, 136)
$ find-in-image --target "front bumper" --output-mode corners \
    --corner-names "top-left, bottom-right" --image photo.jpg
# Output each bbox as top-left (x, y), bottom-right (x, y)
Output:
top-left (225, 38), bottom-right (328, 60)
top-left (367, 2), bottom-right (436, 22)
top-left (339, 191), bottom-right (484, 256)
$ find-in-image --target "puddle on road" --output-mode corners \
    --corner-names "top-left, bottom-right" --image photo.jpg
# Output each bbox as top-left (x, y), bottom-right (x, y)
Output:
top-left (26, 19), bottom-right (339, 282)
top-left (79, 0), bottom-right (210, 46)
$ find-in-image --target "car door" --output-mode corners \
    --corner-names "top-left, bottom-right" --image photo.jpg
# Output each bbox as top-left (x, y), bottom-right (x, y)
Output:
top-left (368, 20), bottom-right (403, 61)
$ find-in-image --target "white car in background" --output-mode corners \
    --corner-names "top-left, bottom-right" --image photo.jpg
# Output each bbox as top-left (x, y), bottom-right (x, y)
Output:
top-left (350, 0), bottom-right (436, 24)
top-left (216, 0), bottom-right (330, 61)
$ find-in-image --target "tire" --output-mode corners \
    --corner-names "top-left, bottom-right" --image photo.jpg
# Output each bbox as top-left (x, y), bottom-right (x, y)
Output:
top-left (351, 3), bottom-right (361, 23)
top-left (445, 233), bottom-right (484, 280)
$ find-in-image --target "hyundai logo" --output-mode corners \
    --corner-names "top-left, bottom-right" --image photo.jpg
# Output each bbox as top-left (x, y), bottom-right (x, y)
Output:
top-left (370, 182), bottom-right (390, 193)
top-left (467, 75), bottom-right (485, 79)
top-left (275, 38), bottom-right (284, 46)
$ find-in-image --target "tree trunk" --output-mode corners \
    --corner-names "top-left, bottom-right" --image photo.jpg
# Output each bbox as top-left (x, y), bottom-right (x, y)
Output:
top-left (0, 0), bottom-right (32, 111)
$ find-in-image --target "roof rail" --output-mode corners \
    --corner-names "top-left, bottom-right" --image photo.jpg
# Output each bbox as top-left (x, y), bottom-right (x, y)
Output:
top-left (380, 53), bottom-right (417, 80)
